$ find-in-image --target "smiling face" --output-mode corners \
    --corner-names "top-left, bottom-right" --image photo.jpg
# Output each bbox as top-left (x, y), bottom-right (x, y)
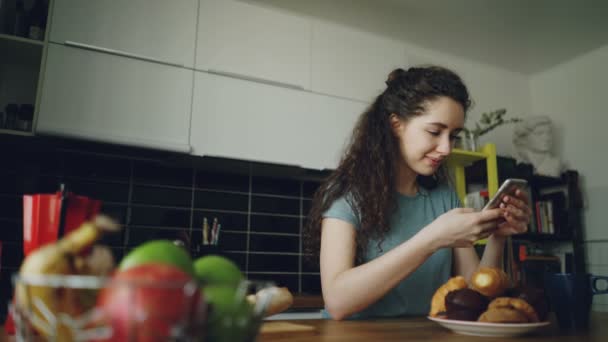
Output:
top-left (391, 96), bottom-right (465, 177)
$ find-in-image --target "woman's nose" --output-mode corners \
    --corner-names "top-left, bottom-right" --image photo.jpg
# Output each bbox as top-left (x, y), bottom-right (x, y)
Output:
top-left (437, 135), bottom-right (452, 155)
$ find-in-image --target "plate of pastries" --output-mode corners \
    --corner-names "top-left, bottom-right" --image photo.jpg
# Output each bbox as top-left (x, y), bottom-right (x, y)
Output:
top-left (428, 267), bottom-right (550, 337)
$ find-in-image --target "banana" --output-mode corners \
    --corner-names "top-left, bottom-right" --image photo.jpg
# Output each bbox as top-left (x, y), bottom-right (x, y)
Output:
top-left (15, 215), bottom-right (119, 340)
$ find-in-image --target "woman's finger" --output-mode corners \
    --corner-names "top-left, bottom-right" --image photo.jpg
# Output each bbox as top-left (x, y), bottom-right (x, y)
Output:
top-left (502, 203), bottom-right (529, 223)
top-left (500, 217), bottom-right (528, 234)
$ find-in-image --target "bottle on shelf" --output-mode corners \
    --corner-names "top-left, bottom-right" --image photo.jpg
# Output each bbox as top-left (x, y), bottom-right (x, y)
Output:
top-left (27, 0), bottom-right (47, 40)
top-left (17, 103), bottom-right (34, 131)
top-left (4, 103), bottom-right (19, 130)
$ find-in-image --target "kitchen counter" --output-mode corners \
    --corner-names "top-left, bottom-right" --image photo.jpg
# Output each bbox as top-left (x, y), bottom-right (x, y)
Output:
top-left (259, 312), bottom-right (608, 342)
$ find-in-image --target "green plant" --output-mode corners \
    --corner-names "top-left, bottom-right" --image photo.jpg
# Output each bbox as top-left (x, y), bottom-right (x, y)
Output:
top-left (463, 108), bottom-right (522, 136)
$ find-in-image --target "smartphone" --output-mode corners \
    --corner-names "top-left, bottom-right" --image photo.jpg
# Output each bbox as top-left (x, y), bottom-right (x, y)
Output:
top-left (482, 178), bottom-right (528, 210)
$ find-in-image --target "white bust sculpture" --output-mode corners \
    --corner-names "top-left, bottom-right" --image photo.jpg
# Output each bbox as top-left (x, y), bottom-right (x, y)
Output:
top-left (513, 116), bottom-right (563, 177)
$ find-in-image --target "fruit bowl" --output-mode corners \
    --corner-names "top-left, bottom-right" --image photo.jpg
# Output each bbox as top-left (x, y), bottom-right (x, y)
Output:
top-left (10, 273), bottom-right (276, 341)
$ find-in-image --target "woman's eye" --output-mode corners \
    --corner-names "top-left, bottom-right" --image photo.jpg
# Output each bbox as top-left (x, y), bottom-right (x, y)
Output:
top-left (427, 131), bottom-right (440, 136)
top-left (449, 135), bottom-right (459, 141)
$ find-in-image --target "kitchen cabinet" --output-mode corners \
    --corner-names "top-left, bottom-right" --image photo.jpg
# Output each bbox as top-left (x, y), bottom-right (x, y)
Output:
top-left (49, 0), bottom-right (197, 67)
top-left (196, 0), bottom-right (311, 90)
top-left (190, 71), bottom-right (364, 170)
top-left (311, 20), bottom-right (405, 102)
top-left (37, 44), bottom-right (193, 152)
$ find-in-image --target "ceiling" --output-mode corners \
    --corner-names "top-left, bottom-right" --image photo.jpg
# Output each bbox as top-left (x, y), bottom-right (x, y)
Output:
top-left (249, 0), bottom-right (608, 75)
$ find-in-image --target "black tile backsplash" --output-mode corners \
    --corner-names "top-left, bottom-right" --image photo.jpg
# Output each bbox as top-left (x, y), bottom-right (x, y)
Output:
top-left (249, 253), bottom-right (299, 272)
top-left (130, 206), bottom-right (191, 227)
top-left (64, 153), bottom-right (131, 182)
top-left (302, 274), bottom-right (322, 294)
top-left (249, 234), bottom-right (299, 253)
top-left (0, 135), bottom-right (326, 318)
top-left (1, 241), bottom-right (23, 268)
top-left (0, 195), bottom-right (21, 219)
top-left (250, 214), bottom-right (300, 234)
top-left (70, 179), bottom-right (130, 203)
top-left (194, 190), bottom-right (249, 211)
top-left (251, 195), bottom-right (300, 215)
top-left (252, 176), bottom-right (300, 196)
top-left (196, 171), bottom-right (249, 192)
top-left (303, 181), bottom-right (321, 198)
top-left (249, 273), bottom-right (299, 291)
top-left (0, 219), bottom-right (22, 242)
top-left (132, 185), bottom-right (191, 207)
top-left (133, 160), bottom-right (192, 187)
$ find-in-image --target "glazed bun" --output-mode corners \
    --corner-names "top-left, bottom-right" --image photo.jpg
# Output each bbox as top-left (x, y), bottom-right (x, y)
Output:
top-left (429, 276), bottom-right (467, 317)
top-left (470, 267), bottom-right (510, 298)
top-left (513, 287), bottom-right (548, 322)
top-left (478, 307), bottom-right (528, 323)
top-left (488, 297), bottom-right (539, 322)
top-left (445, 288), bottom-right (489, 321)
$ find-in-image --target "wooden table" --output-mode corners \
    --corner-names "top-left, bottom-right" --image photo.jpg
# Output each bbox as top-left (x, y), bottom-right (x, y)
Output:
top-left (259, 312), bottom-right (608, 342)
top-left (3, 313), bottom-right (605, 341)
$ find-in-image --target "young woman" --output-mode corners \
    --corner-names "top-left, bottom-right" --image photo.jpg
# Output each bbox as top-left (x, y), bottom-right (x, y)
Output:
top-left (304, 66), bottom-right (531, 320)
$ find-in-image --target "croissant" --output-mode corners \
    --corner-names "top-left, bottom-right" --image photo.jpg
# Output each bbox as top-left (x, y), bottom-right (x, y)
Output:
top-left (429, 276), bottom-right (467, 317)
top-left (247, 286), bottom-right (293, 317)
top-left (470, 267), bottom-right (509, 298)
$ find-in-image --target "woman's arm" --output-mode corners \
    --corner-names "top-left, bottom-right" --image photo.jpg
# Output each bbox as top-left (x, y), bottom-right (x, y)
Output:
top-left (321, 207), bottom-right (504, 320)
top-left (320, 218), bottom-right (439, 320)
top-left (452, 235), bottom-right (505, 281)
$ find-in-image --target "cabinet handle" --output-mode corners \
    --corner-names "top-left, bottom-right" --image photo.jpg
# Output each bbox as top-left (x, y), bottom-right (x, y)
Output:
top-left (207, 69), bottom-right (305, 90)
top-left (64, 41), bottom-right (185, 68)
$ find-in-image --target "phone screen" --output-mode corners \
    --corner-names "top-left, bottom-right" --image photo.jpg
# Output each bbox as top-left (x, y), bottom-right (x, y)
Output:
top-left (482, 178), bottom-right (528, 210)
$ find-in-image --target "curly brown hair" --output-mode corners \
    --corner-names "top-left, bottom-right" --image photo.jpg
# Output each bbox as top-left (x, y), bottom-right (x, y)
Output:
top-left (304, 66), bottom-right (472, 266)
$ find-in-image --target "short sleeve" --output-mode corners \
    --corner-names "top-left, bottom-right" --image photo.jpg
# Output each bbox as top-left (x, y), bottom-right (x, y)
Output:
top-left (323, 196), bottom-right (360, 229)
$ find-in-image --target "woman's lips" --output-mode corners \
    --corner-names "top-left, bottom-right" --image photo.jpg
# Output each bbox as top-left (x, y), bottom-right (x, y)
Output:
top-left (426, 157), bottom-right (442, 167)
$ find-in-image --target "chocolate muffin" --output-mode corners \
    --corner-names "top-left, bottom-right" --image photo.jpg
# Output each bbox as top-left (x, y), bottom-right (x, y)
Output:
top-left (445, 288), bottom-right (489, 321)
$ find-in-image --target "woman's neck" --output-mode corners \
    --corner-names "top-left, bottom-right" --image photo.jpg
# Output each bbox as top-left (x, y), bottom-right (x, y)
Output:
top-left (395, 163), bottom-right (418, 196)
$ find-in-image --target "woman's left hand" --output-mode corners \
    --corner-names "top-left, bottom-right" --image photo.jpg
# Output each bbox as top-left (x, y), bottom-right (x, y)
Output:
top-left (493, 189), bottom-right (532, 237)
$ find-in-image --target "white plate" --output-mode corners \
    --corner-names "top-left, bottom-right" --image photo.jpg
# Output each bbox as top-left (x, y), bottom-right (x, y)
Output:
top-left (428, 316), bottom-right (551, 337)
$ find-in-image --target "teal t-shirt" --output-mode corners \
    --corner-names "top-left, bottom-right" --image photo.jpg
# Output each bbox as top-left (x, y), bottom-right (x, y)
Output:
top-left (322, 184), bottom-right (460, 319)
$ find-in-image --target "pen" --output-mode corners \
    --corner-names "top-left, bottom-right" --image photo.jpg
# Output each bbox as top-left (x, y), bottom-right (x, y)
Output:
top-left (203, 217), bottom-right (209, 245)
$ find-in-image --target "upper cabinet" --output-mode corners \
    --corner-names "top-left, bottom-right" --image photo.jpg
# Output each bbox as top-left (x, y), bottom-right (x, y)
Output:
top-left (311, 21), bottom-right (405, 103)
top-left (190, 71), bottom-right (363, 170)
top-left (49, 0), bottom-right (198, 67)
top-left (37, 44), bottom-right (193, 152)
top-left (197, 0), bottom-right (311, 90)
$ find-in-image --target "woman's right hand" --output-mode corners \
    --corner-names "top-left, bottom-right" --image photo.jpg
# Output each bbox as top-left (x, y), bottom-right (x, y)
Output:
top-left (427, 208), bottom-right (505, 248)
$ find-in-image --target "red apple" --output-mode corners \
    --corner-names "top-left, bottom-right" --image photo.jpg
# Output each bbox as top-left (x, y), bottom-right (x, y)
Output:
top-left (93, 263), bottom-right (204, 341)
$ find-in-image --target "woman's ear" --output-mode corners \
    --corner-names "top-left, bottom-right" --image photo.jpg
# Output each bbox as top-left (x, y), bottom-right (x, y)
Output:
top-left (389, 114), bottom-right (402, 136)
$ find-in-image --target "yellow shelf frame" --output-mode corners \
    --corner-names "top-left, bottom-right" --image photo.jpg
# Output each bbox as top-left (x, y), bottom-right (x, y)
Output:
top-left (447, 143), bottom-right (498, 245)
top-left (447, 143), bottom-right (498, 204)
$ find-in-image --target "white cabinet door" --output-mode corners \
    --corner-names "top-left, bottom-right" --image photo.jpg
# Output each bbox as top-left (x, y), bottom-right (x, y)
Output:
top-left (305, 93), bottom-right (365, 170)
top-left (197, 0), bottom-right (311, 90)
top-left (311, 20), bottom-right (405, 103)
top-left (191, 72), bottom-right (364, 170)
top-left (50, 0), bottom-right (197, 67)
top-left (37, 44), bottom-right (192, 152)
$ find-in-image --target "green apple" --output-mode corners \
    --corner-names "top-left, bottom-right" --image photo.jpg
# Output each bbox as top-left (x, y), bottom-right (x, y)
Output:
top-left (204, 285), bottom-right (255, 342)
top-left (119, 240), bottom-right (194, 276)
top-left (194, 255), bottom-right (243, 287)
